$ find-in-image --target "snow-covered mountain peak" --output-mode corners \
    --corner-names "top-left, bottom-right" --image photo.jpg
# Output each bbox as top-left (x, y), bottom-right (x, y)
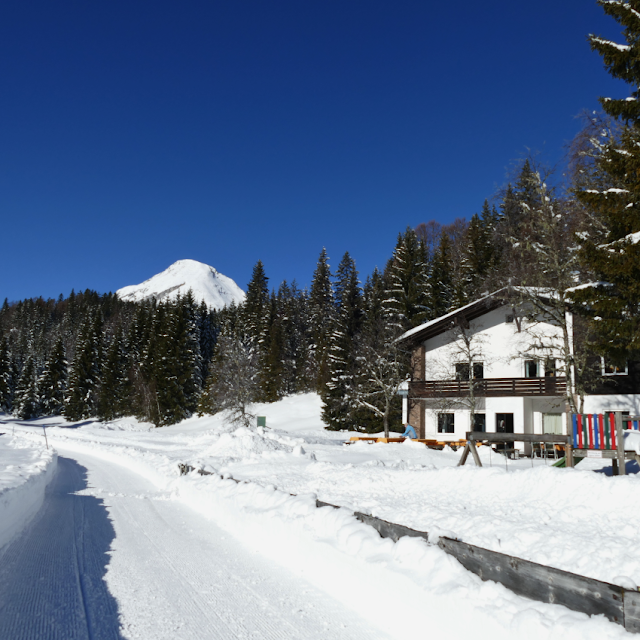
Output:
top-left (116, 259), bottom-right (245, 309)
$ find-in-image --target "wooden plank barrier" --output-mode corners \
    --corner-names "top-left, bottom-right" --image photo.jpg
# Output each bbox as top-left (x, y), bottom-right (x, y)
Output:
top-left (317, 496), bottom-right (638, 631)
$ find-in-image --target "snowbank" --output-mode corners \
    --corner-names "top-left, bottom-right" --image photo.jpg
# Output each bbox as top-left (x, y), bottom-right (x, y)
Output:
top-left (0, 431), bottom-right (57, 549)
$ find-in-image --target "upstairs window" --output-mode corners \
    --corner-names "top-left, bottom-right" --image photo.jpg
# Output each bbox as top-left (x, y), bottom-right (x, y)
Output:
top-left (544, 358), bottom-right (557, 377)
top-left (601, 357), bottom-right (627, 376)
top-left (438, 413), bottom-right (455, 434)
top-left (524, 360), bottom-right (538, 378)
top-left (455, 362), bottom-right (484, 380)
top-left (455, 363), bottom-right (470, 380)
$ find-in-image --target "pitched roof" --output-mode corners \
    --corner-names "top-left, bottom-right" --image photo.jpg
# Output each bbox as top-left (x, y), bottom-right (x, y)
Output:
top-left (397, 286), bottom-right (555, 345)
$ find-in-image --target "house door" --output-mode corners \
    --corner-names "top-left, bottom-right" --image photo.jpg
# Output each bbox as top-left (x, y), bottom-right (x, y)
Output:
top-left (543, 413), bottom-right (563, 435)
top-left (496, 413), bottom-right (514, 433)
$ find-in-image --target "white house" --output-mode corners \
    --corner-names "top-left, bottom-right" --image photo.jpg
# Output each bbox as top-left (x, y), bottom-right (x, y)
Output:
top-left (398, 288), bottom-right (640, 444)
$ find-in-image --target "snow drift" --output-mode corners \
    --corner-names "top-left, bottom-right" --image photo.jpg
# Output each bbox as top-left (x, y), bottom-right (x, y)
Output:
top-left (0, 433), bottom-right (57, 550)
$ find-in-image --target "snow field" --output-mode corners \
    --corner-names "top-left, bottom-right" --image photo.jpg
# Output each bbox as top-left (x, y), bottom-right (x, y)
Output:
top-left (0, 428), bottom-right (57, 550)
top-left (5, 394), bottom-right (640, 638)
top-left (32, 435), bottom-right (629, 639)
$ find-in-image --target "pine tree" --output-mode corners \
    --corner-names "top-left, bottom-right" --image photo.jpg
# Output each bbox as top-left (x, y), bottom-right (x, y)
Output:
top-left (350, 269), bottom-right (409, 436)
top-left (309, 248), bottom-right (335, 391)
top-left (242, 260), bottom-right (270, 347)
top-left (430, 232), bottom-right (454, 317)
top-left (64, 313), bottom-right (102, 420)
top-left (14, 356), bottom-right (39, 419)
top-left (259, 292), bottom-right (286, 402)
top-left (384, 227), bottom-right (430, 330)
top-left (38, 337), bottom-right (67, 415)
top-left (0, 338), bottom-right (11, 412)
top-left (97, 327), bottom-right (129, 421)
top-left (573, 0), bottom-right (640, 362)
top-left (150, 297), bottom-right (202, 427)
top-left (322, 252), bottom-right (363, 430)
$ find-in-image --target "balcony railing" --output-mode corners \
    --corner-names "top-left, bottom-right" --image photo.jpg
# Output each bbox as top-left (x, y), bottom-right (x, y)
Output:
top-left (410, 377), bottom-right (567, 398)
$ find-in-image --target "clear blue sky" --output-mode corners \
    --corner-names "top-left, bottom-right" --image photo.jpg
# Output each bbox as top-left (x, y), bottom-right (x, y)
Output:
top-left (0, 0), bottom-right (627, 301)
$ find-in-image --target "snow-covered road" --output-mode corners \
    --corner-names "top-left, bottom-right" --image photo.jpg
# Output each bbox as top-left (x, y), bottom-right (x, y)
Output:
top-left (0, 449), bottom-right (387, 640)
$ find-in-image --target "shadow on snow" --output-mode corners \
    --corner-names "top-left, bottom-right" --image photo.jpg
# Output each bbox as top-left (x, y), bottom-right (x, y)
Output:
top-left (0, 457), bottom-right (125, 640)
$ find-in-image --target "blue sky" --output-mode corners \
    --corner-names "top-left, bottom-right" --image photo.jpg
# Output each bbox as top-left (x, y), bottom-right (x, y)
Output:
top-left (0, 0), bottom-right (627, 301)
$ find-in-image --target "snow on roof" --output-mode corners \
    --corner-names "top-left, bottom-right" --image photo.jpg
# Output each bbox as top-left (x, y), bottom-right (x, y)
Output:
top-left (398, 286), bottom-right (558, 343)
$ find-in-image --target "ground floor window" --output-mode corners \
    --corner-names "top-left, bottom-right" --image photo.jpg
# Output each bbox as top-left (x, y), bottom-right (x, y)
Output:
top-left (496, 413), bottom-right (514, 433)
top-left (438, 413), bottom-right (455, 433)
top-left (472, 413), bottom-right (485, 432)
top-left (542, 413), bottom-right (562, 434)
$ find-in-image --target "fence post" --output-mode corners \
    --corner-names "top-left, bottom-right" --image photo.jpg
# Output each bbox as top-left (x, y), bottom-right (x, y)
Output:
top-left (566, 440), bottom-right (574, 468)
top-left (615, 411), bottom-right (626, 476)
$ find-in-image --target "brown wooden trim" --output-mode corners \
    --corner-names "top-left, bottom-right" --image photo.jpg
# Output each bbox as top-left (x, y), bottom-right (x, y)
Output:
top-left (409, 376), bottom-right (567, 398)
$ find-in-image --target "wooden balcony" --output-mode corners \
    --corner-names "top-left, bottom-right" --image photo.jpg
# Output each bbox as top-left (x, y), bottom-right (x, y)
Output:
top-left (410, 377), bottom-right (567, 398)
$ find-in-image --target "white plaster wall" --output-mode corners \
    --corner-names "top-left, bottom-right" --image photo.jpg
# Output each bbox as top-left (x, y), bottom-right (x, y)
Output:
top-left (422, 304), bottom-right (565, 381)
top-left (582, 394), bottom-right (640, 415)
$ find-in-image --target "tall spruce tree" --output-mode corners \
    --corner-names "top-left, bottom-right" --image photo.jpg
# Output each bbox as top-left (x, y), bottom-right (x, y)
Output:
top-left (64, 313), bottom-right (102, 420)
top-left (14, 356), bottom-right (39, 420)
top-left (309, 249), bottom-right (335, 391)
top-left (38, 337), bottom-right (67, 415)
top-left (0, 338), bottom-right (11, 412)
top-left (97, 327), bottom-right (129, 421)
top-left (430, 232), bottom-right (454, 317)
top-left (573, 0), bottom-right (640, 362)
top-left (242, 261), bottom-right (270, 347)
top-left (350, 268), bottom-right (407, 435)
top-left (322, 252), bottom-right (363, 430)
top-left (259, 291), bottom-right (286, 402)
top-left (384, 227), bottom-right (430, 330)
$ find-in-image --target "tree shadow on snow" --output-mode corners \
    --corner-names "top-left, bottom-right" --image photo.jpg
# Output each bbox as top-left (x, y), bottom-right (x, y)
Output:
top-left (0, 457), bottom-right (125, 639)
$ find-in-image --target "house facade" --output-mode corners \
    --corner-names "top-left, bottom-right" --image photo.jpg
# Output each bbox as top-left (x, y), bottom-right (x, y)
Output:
top-left (399, 289), bottom-right (640, 443)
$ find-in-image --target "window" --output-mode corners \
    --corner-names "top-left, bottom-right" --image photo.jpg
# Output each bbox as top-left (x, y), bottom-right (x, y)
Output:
top-left (543, 413), bottom-right (563, 435)
top-left (496, 413), bottom-right (514, 433)
top-left (601, 357), bottom-right (628, 376)
top-left (544, 358), bottom-right (557, 377)
top-left (438, 413), bottom-right (455, 433)
top-left (455, 363), bottom-right (470, 380)
top-left (472, 413), bottom-right (485, 432)
top-left (524, 360), bottom-right (538, 378)
top-left (455, 362), bottom-right (484, 379)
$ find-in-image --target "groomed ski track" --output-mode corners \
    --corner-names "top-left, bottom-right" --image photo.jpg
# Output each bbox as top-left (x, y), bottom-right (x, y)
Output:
top-left (0, 450), bottom-right (388, 640)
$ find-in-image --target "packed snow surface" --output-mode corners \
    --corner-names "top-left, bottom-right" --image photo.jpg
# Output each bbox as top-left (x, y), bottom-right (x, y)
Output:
top-left (3, 395), bottom-right (638, 638)
top-left (116, 259), bottom-right (245, 309)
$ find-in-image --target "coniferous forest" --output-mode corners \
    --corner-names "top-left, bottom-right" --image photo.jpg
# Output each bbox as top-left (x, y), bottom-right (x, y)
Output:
top-left (3, 0), bottom-right (640, 432)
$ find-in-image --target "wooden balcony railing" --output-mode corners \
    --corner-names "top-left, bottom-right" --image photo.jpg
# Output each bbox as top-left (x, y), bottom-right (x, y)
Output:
top-left (409, 377), bottom-right (567, 398)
